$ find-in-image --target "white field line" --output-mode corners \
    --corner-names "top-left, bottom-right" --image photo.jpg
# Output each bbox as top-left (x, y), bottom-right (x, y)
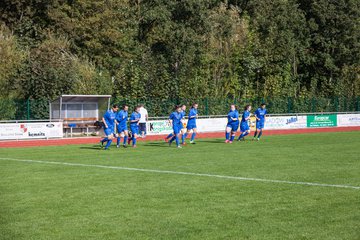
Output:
top-left (0, 157), bottom-right (359, 190)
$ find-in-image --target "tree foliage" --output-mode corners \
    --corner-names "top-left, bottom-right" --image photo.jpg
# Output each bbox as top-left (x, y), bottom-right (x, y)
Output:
top-left (0, 0), bottom-right (358, 104)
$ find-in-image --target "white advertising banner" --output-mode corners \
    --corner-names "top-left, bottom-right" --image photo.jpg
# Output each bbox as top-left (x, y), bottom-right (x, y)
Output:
top-left (0, 122), bottom-right (63, 140)
top-left (265, 116), bottom-right (307, 130)
top-left (147, 120), bottom-right (173, 135)
top-left (196, 117), bottom-right (307, 131)
top-left (197, 118), bottom-right (227, 132)
top-left (147, 118), bottom-right (227, 135)
top-left (146, 116), bottom-right (308, 135)
top-left (337, 114), bottom-right (360, 127)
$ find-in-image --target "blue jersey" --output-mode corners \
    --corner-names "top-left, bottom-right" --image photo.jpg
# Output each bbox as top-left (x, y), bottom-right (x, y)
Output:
top-left (227, 110), bottom-right (239, 125)
top-left (241, 110), bottom-right (251, 123)
top-left (255, 108), bottom-right (267, 122)
top-left (169, 111), bottom-right (182, 126)
top-left (180, 110), bottom-right (186, 119)
top-left (116, 110), bottom-right (128, 126)
top-left (187, 108), bottom-right (197, 125)
top-left (130, 112), bottom-right (141, 127)
top-left (103, 110), bottom-right (116, 129)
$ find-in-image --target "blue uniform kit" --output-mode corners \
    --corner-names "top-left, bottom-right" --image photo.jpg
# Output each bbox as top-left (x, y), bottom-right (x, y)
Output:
top-left (227, 110), bottom-right (240, 132)
top-left (130, 112), bottom-right (141, 135)
top-left (127, 111), bottom-right (141, 147)
top-left (187, 108), bottom-right (197, 130)
top-left (225, 109), bottom-right (239, 142)
top-left (255, 108), bottom-right (267, 129)
top-left (240, 110), bottom-right (250, 132)
top-left (100, 109), bottom-right (117, 150)
top-left (103, 110), bottom-right (116, 136)
top-left (116, 110), bottom-right (128, 133)
top-left (181, 108), bottom-right (198, 144)
top-left (253, 107), bottom-right (267, 140)
top-left (169, 111), bottom-right (183, 135)
top-left (165, 109), bottom-right (185, 142)
top-left (168, 111), bottom-right (183, 147)
top-left (115, 110), bottom-right (129, 147)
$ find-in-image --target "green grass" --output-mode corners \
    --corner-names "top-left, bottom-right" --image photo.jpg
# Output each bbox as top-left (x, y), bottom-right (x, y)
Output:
top-left (1, 131), bottom-right (360, 240)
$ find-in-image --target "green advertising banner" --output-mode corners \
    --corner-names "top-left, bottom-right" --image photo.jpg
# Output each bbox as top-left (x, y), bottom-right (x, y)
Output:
top-left (307, 114), bottom-right (337, 128)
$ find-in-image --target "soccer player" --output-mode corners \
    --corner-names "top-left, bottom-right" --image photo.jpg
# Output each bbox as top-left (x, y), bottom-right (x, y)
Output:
top-left (165, 104), bottom-right (186, 142)
top-left (168, 105), bottom-right (183, 148)
top-left (128, 106), bottom-right (141, 148)
top-left (100, 104), bottom-right (119, 150)
top-left (115, 104), bottom-right (129, 148)
top-left (238, 105), bottom-right (252, 141)
top-left (253, 103), bottom-right (267, 141)
top-left (225, 104), bottom-right (239, 143)
top-left (182, 103), bottom-right (198, 144)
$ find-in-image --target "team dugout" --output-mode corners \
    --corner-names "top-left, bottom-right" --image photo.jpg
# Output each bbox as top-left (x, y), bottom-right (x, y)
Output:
top-left (50, 95), bottom-right (111, 136)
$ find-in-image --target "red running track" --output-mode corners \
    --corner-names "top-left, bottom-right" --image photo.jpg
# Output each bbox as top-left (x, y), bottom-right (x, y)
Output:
top-left (0, 126), bottom-right (359, 148)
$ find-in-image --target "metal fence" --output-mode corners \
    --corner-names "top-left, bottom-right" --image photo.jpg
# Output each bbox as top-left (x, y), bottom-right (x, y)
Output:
top-left (0, 97), bottom-right (359, 120)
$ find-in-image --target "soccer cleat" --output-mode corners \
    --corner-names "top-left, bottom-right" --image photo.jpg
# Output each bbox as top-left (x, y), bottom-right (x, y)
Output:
top-left (237, 138), bottom-right (241, 141)
top-left (116, 145), bottom-right (120, 148)
top-left (256, 138), bottom-right (260, 141)
top-left (177, 145), bottom-right (182, 148)
top-left (190, 141), bottom-right (196, 144)
top-left (100, 140), bottom-right (104, 148)
top-left (229, 141), bottom-right (233, 144)
top-left (225, 140), bottom-right (229, 143)
top-left (123, 144), bottom-right (127, 148)
top-left (104, 148), bottom-right (110, 150)
top-left (133, 145), bottom-right (137, 148)
top-left (182, 142), bottom-right (186, 145)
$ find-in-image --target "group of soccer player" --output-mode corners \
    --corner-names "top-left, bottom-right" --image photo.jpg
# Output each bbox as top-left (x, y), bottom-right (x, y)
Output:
top-left (225, 103), bottom-right (267, 143)
top-left (100, 101), bottom-right (266, 150)
top-left (100, 104), bottom-right (142, 150)
top-left (100, 103), bottom-right (199, 150)
top-left (164, 103), bottom-right (199, 148)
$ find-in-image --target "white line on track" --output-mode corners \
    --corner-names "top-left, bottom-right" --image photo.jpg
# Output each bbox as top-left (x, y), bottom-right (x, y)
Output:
top-left (1, 157), bottom-right (359, 190)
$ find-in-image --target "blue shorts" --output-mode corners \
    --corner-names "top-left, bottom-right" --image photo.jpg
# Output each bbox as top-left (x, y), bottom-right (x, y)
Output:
top-left (117, 124), bottom-right (128, 133)
top-left (173, 125), bottom-right (181, 134)
top-left (186, 123), bottom-right (197, 130)
top-left (130, 125), bottom-right (139, 135)
top-left (104, 127), bottom-right (115, 136)
top-left (227, 123), bottom-right (239, 132)
top-left (240, 122), bottom-right (250, 132)
top-left (256, 121), bottom-right (265, 129)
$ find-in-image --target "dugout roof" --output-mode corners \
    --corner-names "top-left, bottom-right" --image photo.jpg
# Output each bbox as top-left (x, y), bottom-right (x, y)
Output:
top-left (50, 95), bottom-right (112, 121)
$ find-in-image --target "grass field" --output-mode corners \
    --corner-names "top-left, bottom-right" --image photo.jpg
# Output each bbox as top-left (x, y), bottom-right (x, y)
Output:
top-left (1, 131), bottom-right (360, 240)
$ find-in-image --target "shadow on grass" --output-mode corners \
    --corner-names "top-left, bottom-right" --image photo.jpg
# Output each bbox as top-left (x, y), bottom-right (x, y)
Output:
top-left (79, 145), bottom-right (104, 150)
top-left (197, 139), bottom-right (224, 144)
top-left (142, 142), bottom-right (171, 148)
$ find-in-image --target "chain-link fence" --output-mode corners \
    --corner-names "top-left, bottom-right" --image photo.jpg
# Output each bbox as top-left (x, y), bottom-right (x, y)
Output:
top-left (1, 97), bottom-right (359, 120)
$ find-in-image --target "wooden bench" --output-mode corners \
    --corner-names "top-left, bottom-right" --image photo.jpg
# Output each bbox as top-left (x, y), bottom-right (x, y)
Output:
top-left (63, 118), bottom-right (100, 137)
top-left (64, 117), bottom-right (97, 122)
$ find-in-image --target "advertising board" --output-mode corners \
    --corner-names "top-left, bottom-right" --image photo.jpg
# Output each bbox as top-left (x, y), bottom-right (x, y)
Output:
top-left (307, 115), bottom-right (337, 128)
top-left (0, 122), bottom-right (63, 140)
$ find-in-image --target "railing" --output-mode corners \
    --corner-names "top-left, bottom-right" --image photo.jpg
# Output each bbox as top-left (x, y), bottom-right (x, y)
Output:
top-left (0, 97), bottom-right (359, 120)
top-left (0, 119), bottom-right (62, 123)
top-left (148, 111), bottom-right (360, 120)
top-left (1, 111), bottom-right (359, 123)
